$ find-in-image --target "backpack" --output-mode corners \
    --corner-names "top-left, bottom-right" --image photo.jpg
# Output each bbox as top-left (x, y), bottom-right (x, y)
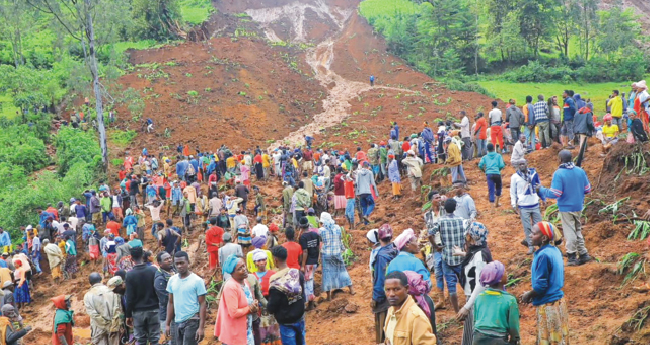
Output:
top-left (186, 163), bottom-right (196, 176)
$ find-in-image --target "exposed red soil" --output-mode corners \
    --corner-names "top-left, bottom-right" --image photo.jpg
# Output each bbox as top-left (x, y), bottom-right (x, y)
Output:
top-left (25, 0), bottom-right (650, 344)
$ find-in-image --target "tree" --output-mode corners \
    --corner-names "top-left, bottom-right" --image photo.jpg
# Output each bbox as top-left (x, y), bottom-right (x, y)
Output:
top-left (0, 0), bottom-right (38, 66)
top-left (552, 0), bottom-right (578, 57)
top-left (597, 1), bottom-right (640, 57)
top-left (131, 0), bottom-right (182, 40)
top-left (575, 0), bottom-right (598, 60)
top-left (28, 0), bottom-right (108, 172)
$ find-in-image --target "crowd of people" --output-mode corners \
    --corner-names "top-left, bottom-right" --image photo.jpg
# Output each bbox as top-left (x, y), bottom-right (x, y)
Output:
top-left (0, 82), bottom-right (648, 345)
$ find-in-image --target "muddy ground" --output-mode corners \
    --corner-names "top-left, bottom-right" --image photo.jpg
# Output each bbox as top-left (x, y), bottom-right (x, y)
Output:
top-left (22, 0), bottom-right (650, 344)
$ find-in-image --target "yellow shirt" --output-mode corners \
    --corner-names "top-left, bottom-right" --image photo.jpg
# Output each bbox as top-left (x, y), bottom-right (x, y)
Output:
top-left (245, 249), bottom-right (275, 273)
top-left (292, 158), bottom-right (298, 169)
top-left (602, 124), bottom-right (619, 138)
top-left (607, 97), bottom-right (623, 118)
top-left (226, 156), bottom-right (236, 169)
top-left (262, 154), bottom-right (271, 168)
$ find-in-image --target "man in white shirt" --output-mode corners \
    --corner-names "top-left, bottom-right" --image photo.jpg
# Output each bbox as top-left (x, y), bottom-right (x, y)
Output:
top-left (454, 111), bottom-right (472, 160)
top-left (488, 100), bottom-right (505, 152)
top-left (510, 159), bottom-right (545, 254)
top-left (510, 134), bottom-right (527, 165)
top-left (208, 193), bottom-right (223, 218)
top-left (251, 217), bottom-right (269, 238)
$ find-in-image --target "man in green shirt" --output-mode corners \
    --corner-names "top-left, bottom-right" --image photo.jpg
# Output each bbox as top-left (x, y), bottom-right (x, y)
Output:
top-left (100, 192), bottom-right (113, 224)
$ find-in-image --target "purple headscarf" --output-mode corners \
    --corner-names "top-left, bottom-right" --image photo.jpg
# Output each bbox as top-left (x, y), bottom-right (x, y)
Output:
top-left (479, 260), bottom-right (505, 287)
top-left (252, 235), bottom-right (267, 249)
top-left (404, 271), bottom-right (432, 318)
top-left (394, 229), bottom-right (416, 251)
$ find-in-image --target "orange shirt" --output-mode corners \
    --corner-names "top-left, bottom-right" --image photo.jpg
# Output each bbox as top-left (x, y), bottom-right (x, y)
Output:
top-left (282, 241), bottom-right (303, 269)
top-left (475, 117), bottom-right (488, 140)
top-left (206, 226), bottom-right (224, 253)
top-left (344, 180), bottom-right (355, 199)
top-left (106, 221), bottom-right (121, 237)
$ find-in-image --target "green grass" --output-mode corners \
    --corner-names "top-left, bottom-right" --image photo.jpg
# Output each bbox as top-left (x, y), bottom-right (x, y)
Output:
top-left (108, 130), bottom-right (137, 146)
top-left (476, 79), bottom-right (637, 115)
top-left (179, 0), bottom-right (215, 25)
top-left (0, 94), bottom-right (20, 119)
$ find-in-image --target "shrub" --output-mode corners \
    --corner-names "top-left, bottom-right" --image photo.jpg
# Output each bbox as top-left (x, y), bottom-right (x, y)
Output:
top-left (443, 79), bottom-right (495, 98)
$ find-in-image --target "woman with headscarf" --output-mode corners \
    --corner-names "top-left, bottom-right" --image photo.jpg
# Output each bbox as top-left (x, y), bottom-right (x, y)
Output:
top-left (403, 271), bottom-right (437, 338)
top-left (634, 80), bottom-right (649, 132)
top-left (215, 255), bottom-right (259, 345)
top-left (13, 259), bottom-right (31, 309)
top-left (521, 221), bottom-right (567, 345)
top-left (318, 212), bottom-right (354, 301)
top-left (103, 234), bottom-right (119, 275)
top-left (246, 237), bottom-right (274, 273)
top-left (455, 222), bottom-right (493, 345)
top-left (64, 235), bottom-right (78, 279)
top-left (386, 229), bottom-right (431, 286)
top-left (251, 250), bottom-right (281, 345)
top-left (265, 224), bottom-right (280, 249)
top-left (122, 209), bottom-right (138, 237)
top-left (473, 261), bottom-right (520, 344)
top-left (387, 153), bottom-right (401, 200)
top-left (116, 236), bottom-right (135, 272)
top-left (367, 229), bottom-right (380, 278)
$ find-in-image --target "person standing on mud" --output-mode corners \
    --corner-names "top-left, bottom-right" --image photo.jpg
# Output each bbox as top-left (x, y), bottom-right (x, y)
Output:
top-left (356, 161), bottom-right (379, 225)
top-left (370, 75), bottom-right (375, 87)
top-left (538, 150), bottom-right (592, 266)
top-left (521, 221), bottom-right (569, 344)
top-left (510, 159), bottom-right (546, 255)
top-left (444, 137), bottom-right (466, 187)
top-left (489, 100), bottom-right (504, 152)
top-left (84, 272), bottom-right (122, 345)
top-left (478, 143), bottom-right (505, 209)
top-left (371, 224), bottom-right (398, 345)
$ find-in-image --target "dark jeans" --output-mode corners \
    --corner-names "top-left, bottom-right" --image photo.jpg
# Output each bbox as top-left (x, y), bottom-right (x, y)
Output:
top-left (279, 319), bottom-right (306, 345)
top-left (461, 137), bottom-right (472, 160)
top-left (472, 331), bottom-right (510, 345)
top-left (486, 174), bottom-right (502, 203)
top-left (359, 194), bottom-right (375, 219)
top-left (172, 317), bottom-right (199, 345)
top-left (133, 309), bottom-right (160, 345)
top-left (510, 127), bottom-right (521, 143)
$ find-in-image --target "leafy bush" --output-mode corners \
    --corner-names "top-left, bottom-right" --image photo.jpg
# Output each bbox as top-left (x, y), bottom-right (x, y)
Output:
top-left (0, 125), bottom-right (49, 173)
top-left (109, 130), bottom-right (137, 146)
top-left (55, 127), bottom-right (102, 175)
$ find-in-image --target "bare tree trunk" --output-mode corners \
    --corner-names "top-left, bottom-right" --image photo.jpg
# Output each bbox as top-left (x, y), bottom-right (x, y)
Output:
top-left (84, 0), bottom-right (108, 172)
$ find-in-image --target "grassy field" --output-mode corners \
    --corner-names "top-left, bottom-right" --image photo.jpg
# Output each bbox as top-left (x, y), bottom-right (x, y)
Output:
top-left (476, 79), bottom-right (636, 115)
top-left (179, 0), bottom-right (215, 25)
top-left (0, 94), bottom-right (20, 119)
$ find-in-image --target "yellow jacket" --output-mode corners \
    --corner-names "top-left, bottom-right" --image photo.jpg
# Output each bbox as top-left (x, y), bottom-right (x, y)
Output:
top-left (384, 296), bottom-right (437, 345)
top-left (446, 142), bottom-right (462, 167)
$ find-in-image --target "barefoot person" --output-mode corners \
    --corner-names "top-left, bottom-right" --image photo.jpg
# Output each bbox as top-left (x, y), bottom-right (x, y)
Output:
top-left (521, 222), bottom-right (569, 344)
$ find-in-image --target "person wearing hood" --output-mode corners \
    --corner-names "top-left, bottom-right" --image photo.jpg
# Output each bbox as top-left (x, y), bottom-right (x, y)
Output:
top-left (628, 110), bottom-right (649, 143)
top-left (371, 224), bottom-right (398, 344)
top-left (538, 150), bottom-right (592, 266)
top-left (573, 103), bottom-right (595, 150)
top-left (355, 162), bottom-right (379, 225)
top-left (478, 143), bottom-right (505, 208)
top-left (402, 150), bottom-right (424, 193)
top-left (511, 159), bottom-right (546, 255)
top-left (52, 295), bottom-right (74, 345)
top-left (387, 153), bottom-right (401, 200)
top-left (574, 93), bottom-right (586, 110)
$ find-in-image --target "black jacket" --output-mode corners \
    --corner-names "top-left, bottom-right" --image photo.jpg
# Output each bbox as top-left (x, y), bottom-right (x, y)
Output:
top-left (631, 119), bottom-right (649, 142)
top-left (267, 270), bottom-right (305, 325)
top-left (125, 264), bottom-right (159, 317)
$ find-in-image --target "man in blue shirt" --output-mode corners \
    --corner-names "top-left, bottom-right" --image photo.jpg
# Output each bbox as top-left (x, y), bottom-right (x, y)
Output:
top-left (561, 90), bottom-right (577, 149)
top-left (0, 228), bottom-right (10, 253)
top-left (521, 221), bottom-right (568, 344)
top-left (164, 251), bottom-right (207, 345)
top-left (538, 150), bottom-right (592, 266)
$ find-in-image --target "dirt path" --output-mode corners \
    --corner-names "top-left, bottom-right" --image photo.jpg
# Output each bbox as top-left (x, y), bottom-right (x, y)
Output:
top-left (245, 1), bottom-right (412, 150)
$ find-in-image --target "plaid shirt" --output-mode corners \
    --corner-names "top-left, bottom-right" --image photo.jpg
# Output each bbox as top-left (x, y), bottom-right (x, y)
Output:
top-left (533, 101), bottom-right (549, 123)
top-left (428, 214), bottom-right (466, 266)
top-left (319, 225), bottom-right (344, 256)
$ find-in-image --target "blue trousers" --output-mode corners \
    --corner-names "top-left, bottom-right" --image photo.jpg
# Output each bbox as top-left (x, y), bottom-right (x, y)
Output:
top-left (279, 319), bottom-right (306, 345)
top-left (476, 139), bottom-right (487, 157)
top-left (525, 126), bottom-right (536, 151)
top-left (424, 141), bottom-right (435, 163)
top-left (433, 251), bottom-right (444, 291)
top-left (31, 251), bottom-right (42, 273)
top-left (359, 194), bottom-right (375, 218)
top-left (486, 174), bottom-right (502, 202)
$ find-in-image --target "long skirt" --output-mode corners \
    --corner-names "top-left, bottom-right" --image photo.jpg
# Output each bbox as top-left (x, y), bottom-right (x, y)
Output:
top-left (89, 245), bottom-right (100, 260)
top-left (461, 306), bottom-right (475, 345)
top-left (106, 253), bottom-right (118, 275)
top-left (259, 308), bottom-right (282, 345)
top-left (65, 254), bottom-right (78, 274)
top-left (537, 297), bottom-right (570, 345)
top-left (333, 195), bottom-right (346, 210)
top-left (14, 282), bottom-right (31, 304)
top-left (321, 253), bottom-right (352, 292)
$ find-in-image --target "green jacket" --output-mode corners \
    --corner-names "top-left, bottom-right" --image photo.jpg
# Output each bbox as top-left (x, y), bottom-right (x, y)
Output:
top-left (294, 189), bottom-right (311, 210)
top-left (478, 152), bottom-right (505, 175)
top-left (100, 197), bottom-right (112, 213)
top-left (379, 147), bottom-right (388, 163)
